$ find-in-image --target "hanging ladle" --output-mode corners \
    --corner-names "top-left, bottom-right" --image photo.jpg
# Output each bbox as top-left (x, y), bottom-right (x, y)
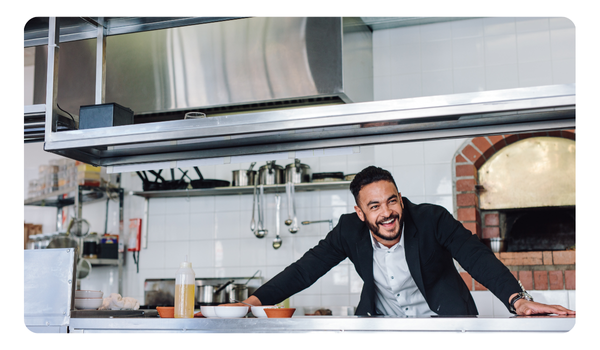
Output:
top-left (273, 194), bottom-right (282, 249)
top-left (289, 182), bottom-right (299, 233)
top-left (255, 184), bottom-right (267, 238)
top-left (285, 182), bottom-right (293, 226)
top-left (250, 178), bottom-right (258, 233)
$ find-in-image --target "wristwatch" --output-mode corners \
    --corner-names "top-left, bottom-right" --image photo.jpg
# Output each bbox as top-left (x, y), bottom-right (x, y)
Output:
top-left (509, 280), bottom-right (534, 313)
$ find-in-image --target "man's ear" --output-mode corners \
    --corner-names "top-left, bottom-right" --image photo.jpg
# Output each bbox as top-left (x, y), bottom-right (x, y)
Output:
top-left (354, 206), bottom-right (365, 222)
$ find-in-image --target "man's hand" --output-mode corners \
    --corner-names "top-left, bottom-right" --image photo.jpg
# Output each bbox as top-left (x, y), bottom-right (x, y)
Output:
top-left (513, 298), bottom-right (576, 316)
top-left (219, 295), bottom-right (262, 307)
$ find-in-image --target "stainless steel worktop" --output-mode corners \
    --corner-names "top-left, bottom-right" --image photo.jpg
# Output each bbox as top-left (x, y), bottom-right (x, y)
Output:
top-left (68, 315), bottom-right (575, 333)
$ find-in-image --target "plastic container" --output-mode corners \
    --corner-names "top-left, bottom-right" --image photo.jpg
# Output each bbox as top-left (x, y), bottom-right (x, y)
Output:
top-left (174, 257), bottom-right (195, 318)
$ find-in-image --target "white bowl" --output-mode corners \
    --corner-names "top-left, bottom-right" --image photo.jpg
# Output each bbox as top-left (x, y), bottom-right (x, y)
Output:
top-left (200, 306), bottom-right (219, 318)
top-left (251, 305), bottom-right (277, 318)
top-left (214, 305), bottom-right (249, 318)
top-left (74, 297), bottom-right (103, 310)
top-left (75, 290), bottom-right (103, 299)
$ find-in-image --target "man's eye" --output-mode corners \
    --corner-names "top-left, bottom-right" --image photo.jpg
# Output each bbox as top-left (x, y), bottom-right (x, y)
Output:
top-left (370, 205), bottom-right (378, 210)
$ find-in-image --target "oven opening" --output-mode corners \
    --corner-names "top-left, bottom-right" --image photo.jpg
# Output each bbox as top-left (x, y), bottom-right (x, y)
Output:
top-left (502, 207), bottom-right (575, 252)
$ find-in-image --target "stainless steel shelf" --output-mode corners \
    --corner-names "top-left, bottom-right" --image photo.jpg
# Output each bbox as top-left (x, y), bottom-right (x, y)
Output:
top-left (24, 185), bottom-right (122, 207)
top-left (132, 181), bottom-right (351, 198)
top-left (84, 258), bottom-right (119, 266)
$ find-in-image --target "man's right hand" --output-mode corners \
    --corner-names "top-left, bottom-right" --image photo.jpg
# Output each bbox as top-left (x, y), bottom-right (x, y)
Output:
top-left (221, 295), bottom-right (262, 307)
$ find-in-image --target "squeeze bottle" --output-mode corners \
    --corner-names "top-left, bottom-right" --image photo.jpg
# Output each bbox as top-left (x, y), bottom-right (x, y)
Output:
top-left (174, 256), bottom-right (195, 318)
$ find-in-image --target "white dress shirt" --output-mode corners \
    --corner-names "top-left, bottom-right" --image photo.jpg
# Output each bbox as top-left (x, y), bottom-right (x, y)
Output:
top-left (370, 226), bottom-right (436, 317)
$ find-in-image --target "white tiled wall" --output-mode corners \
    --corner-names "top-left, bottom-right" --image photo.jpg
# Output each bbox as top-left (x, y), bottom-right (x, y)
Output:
top-left (26, 17), bottom-right (575, 312)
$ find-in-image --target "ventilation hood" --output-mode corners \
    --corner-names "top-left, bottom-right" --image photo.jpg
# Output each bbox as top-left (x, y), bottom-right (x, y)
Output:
top-left (30, 17), bottom-right (575, 169)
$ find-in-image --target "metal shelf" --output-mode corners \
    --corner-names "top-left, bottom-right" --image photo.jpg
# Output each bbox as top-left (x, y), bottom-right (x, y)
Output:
top-left (24, 185), bottom-right (121, 207)
top-left (84, 258), bottom-right (120, 266)
top-left (132, 181), bottom-right (351, 198)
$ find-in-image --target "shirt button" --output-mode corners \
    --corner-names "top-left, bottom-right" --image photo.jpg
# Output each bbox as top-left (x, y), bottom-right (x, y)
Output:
top-left (396, 294), bottom-right (400, 297)
top-left (391, 276), bottom-right (394, 279)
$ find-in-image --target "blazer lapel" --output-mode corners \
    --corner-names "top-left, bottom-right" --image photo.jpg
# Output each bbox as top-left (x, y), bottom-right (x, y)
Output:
top-left (355, 226), bottom-right (375, 313)
top-left (403, 208), bottom-right (427, 299)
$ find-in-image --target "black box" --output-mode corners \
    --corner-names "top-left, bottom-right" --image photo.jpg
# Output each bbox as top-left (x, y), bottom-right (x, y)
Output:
top-left (98, 242), bottom-right (119, 259)
top-left (79, 103), bottom-right (134, 129)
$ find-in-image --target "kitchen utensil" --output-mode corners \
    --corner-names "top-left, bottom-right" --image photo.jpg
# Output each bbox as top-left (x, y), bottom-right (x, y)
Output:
top-left (190, 167), bottom-right (230, 188)
top-left (68, 217), bottom-right (90, 238)
top-left (285, 182), bottom-right (293, 226)
top-left (284, 158), bottom-right (311, 183)
top-left (273, 194), bottom-right (282, 249)
top-left (251, 179), bottom-right (258, 232)
top-left (232, 162), bottom-right (257, 186)
top-left (200, 306), bottom-right (218, 318)
top-left (302, 219), bottom-right (334, 231)
top-left (344, 174), bottom-right (357, 181)
top-left (156, 306), bottom-right (175, 318)
top-left (258, 161), bottom-right (284, 185)
top-left (264, 308), bottom-right (296, 318)
top-left (312, 172), bottom-right (344, 182)
top-left (77, 258), bottom-right (92, 279)
top-left (74, 298), bottom-right (103, 310)
top-left (289, 183), bottom-right (299, 233)
top-left (184, 111), bottom-right (206, 119)
top-left (229, 299), bottom-right (254, 307)
top-left (76, 290), bottom-right (103, 299)
top-left (255, 184), bottom-right (267, 238)
top-left (250, 305), bottom-right (276, 318)
top-left (214, 305), bottom-right (249, 318)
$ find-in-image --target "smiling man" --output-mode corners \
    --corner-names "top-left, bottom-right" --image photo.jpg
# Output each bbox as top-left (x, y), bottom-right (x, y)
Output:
top-left (243, 166), bottom-right (574, 317)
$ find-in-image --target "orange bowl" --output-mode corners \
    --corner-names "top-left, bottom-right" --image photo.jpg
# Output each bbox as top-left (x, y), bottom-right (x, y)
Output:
top-left (156, 306), bottom-right (174, 318)
top-left (264, 308), bottom-right (296, 318)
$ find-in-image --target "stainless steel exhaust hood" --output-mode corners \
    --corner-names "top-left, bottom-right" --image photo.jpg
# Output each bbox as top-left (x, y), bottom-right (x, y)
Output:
top-left (33, 17), bottom-right (373, 123)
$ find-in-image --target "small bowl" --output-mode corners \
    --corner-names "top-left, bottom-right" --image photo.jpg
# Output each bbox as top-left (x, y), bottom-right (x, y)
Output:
top-left (74, 298), bottom-right (103, 310)
top-left (156, 306), bottom-right (174, 318)
top-left (264, 308), bottom-right (296, 318)
top-left (251, 305), bottom-right (277, 318)
top-left (200, 306), bottom-right (218, 318)
top-left (214, 305), bottom-right (249, 318)
top-left (75, 290), bottom-right (103, 299)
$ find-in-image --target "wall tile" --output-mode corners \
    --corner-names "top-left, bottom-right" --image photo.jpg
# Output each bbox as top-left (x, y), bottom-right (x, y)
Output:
top-left (424, 163), bottom-right (453, 195)
top-left (471, 291), bottom-right (494, 316)
top-left (390, 43), bottom-right (421, 75)
top-left (140, 241), bottom-right (165, 269)
top-left (453, 66), bottom-right (486, 93)
top-left (373, 44), bottom-right (391, 77)
top-left (392, 164), bottom-right (425, 197)
top-left (452, 36), bottom-right (485, 69)
top-left (484, 34), bottom-right (518, 66)
top-left (215, 194), bottom-right (241, 212)
top-left (238, 237), bottom-right (267, 267)
top-left (189, 196), bottom-right (215, 213)
top-left (188, 240), bottom-right (215, 268)
top-left (552, 58), bottom-right (576, 84)
top-left (190, 212), bottom-right (215, 240)
top-left (164, 213), bottom-right (190, 241)
top-left (515, 17), bottom-right (550, 34)
top-left (421, 40), bottom-right (453, 72)
top-left (517, 31), bottom-right (552, 63)
top-left (518, 60), bottom-right (553, 87)
top-left (320, 264), bottom-right (350, 295)
top-left (392, 141), bottom-right (424, 165)
top-left (390, 73), bottom-right (423, 99)
top-left (215, 211), bottom-right (241, 239)
top-left (421, 69), bottom-right (454, 96)
top-left (165, 241), bottom-right (191, 269)
top-left (372, 144), bottom-right (394, 168)
top-left (147, 214), bottom-right (166, 242)
top-left (550, 27), bottom-right (576, 60)
top-left (424, 139), bottom-right (459, 164)
top-left (215, 239), bottom-right (241, 267)
top-left (389, 25), bottom-right (420, 45)
top-left (164, 197), bottom-right (190, 215)
top-left (420, 21), bottom-right (453, 42)
top-left (321, 294), bottom-right (350, 307)
top-left (485, 63), bottom-right (519, 90)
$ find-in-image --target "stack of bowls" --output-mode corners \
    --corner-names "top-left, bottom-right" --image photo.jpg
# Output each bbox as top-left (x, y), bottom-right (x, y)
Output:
top-left (74, 290), bottom-right (103, 310)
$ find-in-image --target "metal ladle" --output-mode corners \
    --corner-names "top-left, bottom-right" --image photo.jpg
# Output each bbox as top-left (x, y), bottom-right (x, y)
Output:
top-left (273, 194), bottom-right (282, 249)
top-left (289, 183), bottom-right (299, 233)
top-left (250, 178), bottom-right (258, 232)
top-left (285, 182), bottom-right (293, 226)
top-left (255, 184), bottom-right (267, 238)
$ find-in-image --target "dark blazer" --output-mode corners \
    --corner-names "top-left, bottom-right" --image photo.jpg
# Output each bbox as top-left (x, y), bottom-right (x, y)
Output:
top-left (253, 198), bottom-right (522, 316)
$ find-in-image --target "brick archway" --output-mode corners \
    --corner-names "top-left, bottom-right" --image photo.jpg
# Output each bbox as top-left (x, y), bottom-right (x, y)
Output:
top-left (452, 129), bottom-right (576, 239)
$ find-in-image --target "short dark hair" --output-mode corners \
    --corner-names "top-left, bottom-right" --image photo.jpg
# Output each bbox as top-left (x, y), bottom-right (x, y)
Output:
top-left (349, 166), bottom-right (398, 203)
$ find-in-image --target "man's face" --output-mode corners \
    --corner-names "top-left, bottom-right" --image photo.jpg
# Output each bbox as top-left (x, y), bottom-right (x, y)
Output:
top-left (354, 180), bottom-right (404, 247)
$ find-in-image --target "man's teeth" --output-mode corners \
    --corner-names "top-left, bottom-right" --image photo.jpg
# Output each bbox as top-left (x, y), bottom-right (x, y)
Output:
top-left (381, 218), bottom-right (395, 224)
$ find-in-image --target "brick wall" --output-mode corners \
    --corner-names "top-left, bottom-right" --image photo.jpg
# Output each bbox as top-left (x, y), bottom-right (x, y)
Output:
top-left (453, 130), bottom-right (576, 291)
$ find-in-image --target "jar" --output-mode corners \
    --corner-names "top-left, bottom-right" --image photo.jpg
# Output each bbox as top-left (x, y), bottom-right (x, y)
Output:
top-left (83, 232), bottom-right (99, 258)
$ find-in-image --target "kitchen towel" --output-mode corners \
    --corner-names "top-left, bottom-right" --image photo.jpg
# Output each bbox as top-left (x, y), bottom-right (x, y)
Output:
top-left (98, 293), bottom-right (140, 310)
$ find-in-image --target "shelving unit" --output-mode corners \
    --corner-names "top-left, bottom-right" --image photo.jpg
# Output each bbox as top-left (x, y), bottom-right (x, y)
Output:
top-left (131, 180), bottom-right (351, 198)
top-left (24, 184), bottom-right (125, 293)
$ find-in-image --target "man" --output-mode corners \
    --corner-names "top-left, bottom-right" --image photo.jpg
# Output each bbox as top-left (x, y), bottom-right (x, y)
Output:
top-left (241, 166), bottom-right (575, 316)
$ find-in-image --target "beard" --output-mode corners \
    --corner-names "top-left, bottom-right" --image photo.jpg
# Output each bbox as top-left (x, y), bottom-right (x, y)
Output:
top-left (366, 213), bottom-right (403, 243)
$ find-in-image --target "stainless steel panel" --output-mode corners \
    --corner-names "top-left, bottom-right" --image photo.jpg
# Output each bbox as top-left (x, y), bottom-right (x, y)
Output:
top-left (68, 315), bottom-right (576, 333)
top-left (24, 248), bottom-right (77, 331)
top-left (43, 85), bottom-right (575, 167)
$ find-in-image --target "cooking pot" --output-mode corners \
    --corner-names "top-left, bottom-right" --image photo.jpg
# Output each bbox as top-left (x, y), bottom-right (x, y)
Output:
top-left (232, 162), bottom-right (257, 186)
top-left (284, 159), bottom-right (311, 183)
top-left (227, 284), bottom-right (249, 301)
top-left (258, 161), bottom-right (284, 185)
top-left (197, 280), bottom-right (235, 304)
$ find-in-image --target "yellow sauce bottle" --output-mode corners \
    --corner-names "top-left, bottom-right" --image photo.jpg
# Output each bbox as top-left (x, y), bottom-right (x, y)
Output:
top-left (174, 258), bottom-right (195, 318)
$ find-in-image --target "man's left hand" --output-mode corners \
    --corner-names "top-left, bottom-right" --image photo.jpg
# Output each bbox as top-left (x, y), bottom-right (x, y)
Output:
top-left (514, 299), bottom-right (576, 316)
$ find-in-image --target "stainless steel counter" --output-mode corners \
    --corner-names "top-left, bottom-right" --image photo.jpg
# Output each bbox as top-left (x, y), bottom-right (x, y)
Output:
top-left (68, 315), bottom-right (575, 333)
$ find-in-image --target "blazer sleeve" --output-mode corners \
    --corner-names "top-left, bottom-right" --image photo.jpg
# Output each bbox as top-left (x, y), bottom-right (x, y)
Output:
top-left (252, 215), bottom-right (351, 305)
top-left (433, 208), bottom-right (522, 311)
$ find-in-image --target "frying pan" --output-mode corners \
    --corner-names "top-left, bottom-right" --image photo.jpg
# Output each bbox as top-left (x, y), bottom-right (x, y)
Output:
top-left (189, 167), bottom-right (230, 189)
top-left (137, 171), bottom-right (162, 191)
